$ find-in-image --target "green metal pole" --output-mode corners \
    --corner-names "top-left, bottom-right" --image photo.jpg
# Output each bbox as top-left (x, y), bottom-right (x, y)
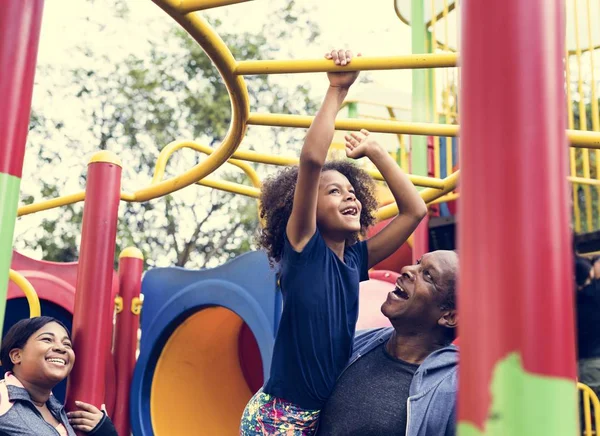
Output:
top-left (347, 102), bottom-right (359, 119)
top-left (411, 0), bottom-right (430, 261)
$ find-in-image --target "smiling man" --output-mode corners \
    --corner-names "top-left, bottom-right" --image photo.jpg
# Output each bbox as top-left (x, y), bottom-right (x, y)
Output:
top-left (317, 250), bottom-right (459, 436)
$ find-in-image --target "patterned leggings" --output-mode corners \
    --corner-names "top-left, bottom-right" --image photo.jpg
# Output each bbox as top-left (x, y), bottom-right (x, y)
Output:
top-left (240, 389), bottom-right (320, 435)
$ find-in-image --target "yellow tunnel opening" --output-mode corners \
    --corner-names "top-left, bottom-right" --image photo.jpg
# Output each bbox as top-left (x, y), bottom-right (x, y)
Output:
top-left (150, 306), bottom-right (262, 435)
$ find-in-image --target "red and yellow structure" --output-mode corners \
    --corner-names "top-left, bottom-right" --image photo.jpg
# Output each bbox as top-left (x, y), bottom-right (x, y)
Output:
top-left (2, 0), bottom-right (600, 434)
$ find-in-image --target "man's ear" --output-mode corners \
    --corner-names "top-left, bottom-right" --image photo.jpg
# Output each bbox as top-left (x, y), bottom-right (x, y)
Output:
top-left (438, 309), bottom-right (457, 330)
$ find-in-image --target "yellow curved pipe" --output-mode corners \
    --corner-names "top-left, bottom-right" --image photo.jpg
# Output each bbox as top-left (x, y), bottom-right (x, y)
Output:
top-left (376, 170), bottom-right (460, 221)
top-left (153, 141), bottom-right (261, 188)
top-left (133, 5), bottom-right (249, 202)
top-left (160, 0), bottom-right (252, 13)
top-left (198, 178), bottom-right (260, 198)
top-left (9, 269), bottom-right (41, 318)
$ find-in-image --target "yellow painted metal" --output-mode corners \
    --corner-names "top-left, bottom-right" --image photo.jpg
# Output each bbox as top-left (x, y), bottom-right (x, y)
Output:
top-left (567, 52), bottom-right (582, 232)
top-left (18, 191), bottom-right (86, 217)
top-left (137, 5), bottom-right (249, 202)
top-left (429, 192), bottom-right (459, 205)
top-left (119, 247), bottom-right (144, 260)
top-left (226, 148), bottom-right (445, 188)
top-left (385, 106), bottom-right (409, 173)
top-left (247, 112), bottom-right (460, 136)
top-left (578, 382), bottom-right (600, 436)
top-left (89, 150), bottom-right (122, 166)
top-left (160, 0), bottom-right (252, 13)
top-left (114, 296), bottom-right (124, 314)
top-left (430, 0), bottom-right (441, 180)
top-left (586, 0), bottom-right (600, 227)
top-left (197, 178), bottom-right (260, 198)
top-left (573, 0), bottom-right (593, 231)
top-left (569, 130), bottom-right (600, 149)
top-left (247, 112), bottom-right (600, 148)
top-left (9, 269), bottom-right (41, 318)
top-left (153, 140), bottom-right (262, 188)
top-left (376, 170), bottom-right (460, 221)
top-left (569, 176), bottom-right (600, 186)
top-left (234, 54), bottom-right (458, 75)
top-left (400, 135), bottom-right (409, 173)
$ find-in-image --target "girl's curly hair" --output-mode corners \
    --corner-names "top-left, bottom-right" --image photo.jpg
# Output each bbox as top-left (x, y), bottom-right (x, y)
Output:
top-left (258, 160), bottom-right (378, 264)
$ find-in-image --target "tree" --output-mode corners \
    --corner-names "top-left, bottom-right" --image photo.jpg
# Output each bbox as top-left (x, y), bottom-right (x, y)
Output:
top-left (15, 0), bottom-right (320, 269)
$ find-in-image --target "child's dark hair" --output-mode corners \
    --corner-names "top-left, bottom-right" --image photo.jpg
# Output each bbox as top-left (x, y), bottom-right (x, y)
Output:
top-left (258, 160), bottom-right (378, 264)
top-left (0, 317), bottom-right (71, 372)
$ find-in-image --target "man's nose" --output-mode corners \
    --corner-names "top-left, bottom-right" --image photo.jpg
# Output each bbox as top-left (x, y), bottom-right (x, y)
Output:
top-left (400, 267), bottom-right (416, 281)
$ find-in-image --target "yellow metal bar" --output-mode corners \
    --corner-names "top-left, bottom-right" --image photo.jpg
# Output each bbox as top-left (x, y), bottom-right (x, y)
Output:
top-left (18, 191), bottom-right (86, 217)
top-left (569, 176), bottom-right (600, 186)
top-left (9, 269), bottom-right (41, 318)
top-left (569, 130), bottom-right (600, 149)
top-left (566, 54), bottom-right (582, 232)
top-left (226, 147), bottom-right (444, 188)
top-left (153, 140), bottom-right (262, 188)
top-left (136, 7), bottom-right (249, 202)
top-left (197, 178), bottom-right (260, 198)
top-left (400, 135), bottom-right (409, 173)
top-left (386, 106), bottom-right (410, 173)
top-left (573, 0), bottom-right (593, 231)
top-left (430, 0), bottom-right (441, 180)
top-left (234, 53), bottom-right (458, 75)
top-left (247, 112), bottom-right (459, 136)
top-left (429, 192), bottom-right (459, 205)
top-left (248, 113), bottom-right (600, 148)
top-left (160, 0), bottom-right (253, 13)
top-left (376, 170), bottom-right (460, 221)
top-left (585, 0), bottom-right (600, 228)
top-left (441, 2), bottom-right (454, 179)
top-left (578, 383), bottom-right (600, 435)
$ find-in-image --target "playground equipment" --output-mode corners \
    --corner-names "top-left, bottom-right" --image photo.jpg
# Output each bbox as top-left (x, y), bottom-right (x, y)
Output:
top-left (2, 0), bottom-right (600, 435)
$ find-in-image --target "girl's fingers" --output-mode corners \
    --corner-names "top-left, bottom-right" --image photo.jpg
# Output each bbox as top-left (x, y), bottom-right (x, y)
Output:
top-left (337, 49), bottom-right (347, 65)
top-left (331, 50), bottom-right (340, 65)
top-left (350, 132), bottom-right (364, 141)
top-left (345, 50), bottom-right (353, 63)
top-left (360, 129), bottom-right (370, 136)
top-left (344, 135), bottom-right (358, 145)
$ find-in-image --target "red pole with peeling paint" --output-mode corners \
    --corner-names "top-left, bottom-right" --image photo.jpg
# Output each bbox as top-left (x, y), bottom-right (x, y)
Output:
top-left (458, 0), bottom-right (577, 434)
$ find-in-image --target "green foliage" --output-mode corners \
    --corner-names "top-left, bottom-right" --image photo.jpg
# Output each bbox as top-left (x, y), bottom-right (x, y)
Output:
top-left (16, 2), bottom-right (319, 269)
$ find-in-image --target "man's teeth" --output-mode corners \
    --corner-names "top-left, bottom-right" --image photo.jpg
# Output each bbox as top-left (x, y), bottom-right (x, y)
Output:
top-left (47, 358), bottom-right (66, 365)
top-left (394, 284), bottom-right (409, 299)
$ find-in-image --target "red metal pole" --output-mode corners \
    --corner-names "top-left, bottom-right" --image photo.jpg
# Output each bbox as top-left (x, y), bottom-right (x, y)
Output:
top-left (0, 0), bottom-right (44, 336)
top-left (458, 0), bottom-right (577, 434)
top-left (66, 152), bottom-right (122, 429)
top-left (112, 247), bottom-right (143, 436)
